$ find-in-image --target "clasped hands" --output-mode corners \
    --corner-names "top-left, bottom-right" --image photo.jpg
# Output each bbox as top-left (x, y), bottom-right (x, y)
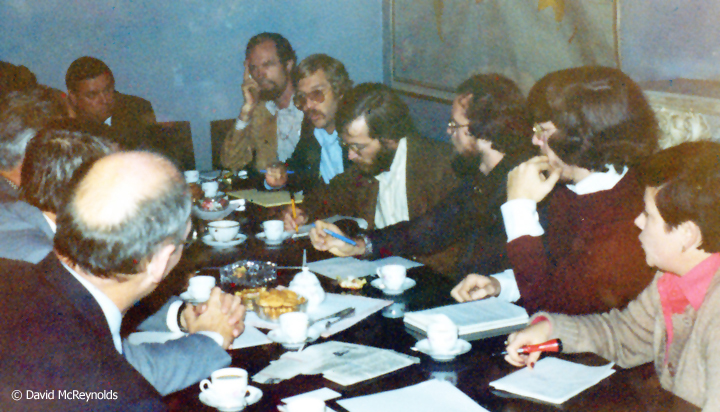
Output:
top-left (180, 287), bottom-right (246, 349)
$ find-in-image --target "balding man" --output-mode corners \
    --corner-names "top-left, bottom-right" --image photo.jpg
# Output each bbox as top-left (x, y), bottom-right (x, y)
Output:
top-left (0, 152), bottom-right (244, 411)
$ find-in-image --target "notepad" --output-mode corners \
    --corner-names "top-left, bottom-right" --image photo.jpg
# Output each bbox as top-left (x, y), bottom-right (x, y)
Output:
top-left (489, 357), bottom-right (616, 404)
top-left (227, 189), bottom-right (303, 207)
top-left (403, 298), bottom-right (529, 335)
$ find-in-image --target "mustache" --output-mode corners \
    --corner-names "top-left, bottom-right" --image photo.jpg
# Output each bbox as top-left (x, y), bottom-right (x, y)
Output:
top-left (306, 110), bottom-right (323, 118)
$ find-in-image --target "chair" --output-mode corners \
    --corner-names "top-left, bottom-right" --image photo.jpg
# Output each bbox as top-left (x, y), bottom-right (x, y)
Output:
top-left (210, 118), bottom-right (236, 170)
top-left (147, 121), bottom-right (195, 171)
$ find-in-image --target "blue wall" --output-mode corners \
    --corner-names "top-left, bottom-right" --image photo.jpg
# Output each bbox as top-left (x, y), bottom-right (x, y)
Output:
top-left (0, 0), bottom-right (384, 170)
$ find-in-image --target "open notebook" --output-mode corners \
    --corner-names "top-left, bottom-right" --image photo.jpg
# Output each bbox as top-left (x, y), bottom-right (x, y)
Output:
top-left (403, 298), bottom-right (529, 335)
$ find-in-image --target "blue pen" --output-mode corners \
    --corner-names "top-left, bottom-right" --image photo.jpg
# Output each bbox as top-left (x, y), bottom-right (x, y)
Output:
top-left (309, 224), bottom-right (357, 246)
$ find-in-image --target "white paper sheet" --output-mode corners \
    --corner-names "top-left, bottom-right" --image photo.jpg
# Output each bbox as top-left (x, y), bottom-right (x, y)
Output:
top-left (281, 387), bottom-right (342, 404)
top-left (489, 357), bottom-right (616, 404)
top-left (337, 379), bottom-right (489, 412)
top-left (404, 298), bottom-right (529, 335)
top-left (127, 325), bottom-right (272, 350)
top-left (307, 256), bottom-right (423, 280)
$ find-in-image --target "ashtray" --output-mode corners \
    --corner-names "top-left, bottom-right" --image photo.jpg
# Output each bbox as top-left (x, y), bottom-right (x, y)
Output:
top-left (219, 260), bottom-right (278, 289)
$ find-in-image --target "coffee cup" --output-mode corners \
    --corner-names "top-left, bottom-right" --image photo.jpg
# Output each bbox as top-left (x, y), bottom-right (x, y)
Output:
top-left (184, 170), bottom-right (199, 183)
top-left (202, 181), bottom-right (219, 197)
top-left (279, 312), bottom-right (309, 343)
top-left (286, 397), bottom-right (326, 412)
top-left (188, 275), bottom-right (216, 302)
top-left (262, 220), bottom-right (285, 242)
top-left (208, 220), bottom-right (240, 242)
top-left (427, 318), bottom-right (459, 354)
top-left (376, 264), bottom-right (407, 290)
top-left (199, 367), bottom-right (249, 403)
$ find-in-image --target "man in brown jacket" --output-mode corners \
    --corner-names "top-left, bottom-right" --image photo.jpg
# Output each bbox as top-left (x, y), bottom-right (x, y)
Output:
top-left (284, 83), bottom-right (458, 232)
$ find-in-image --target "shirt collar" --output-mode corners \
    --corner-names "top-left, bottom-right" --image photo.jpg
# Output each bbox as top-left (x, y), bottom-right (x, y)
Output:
top-left (265, 100), bottom-right (278, 116)
top-left (44, 213), bottom-right (57, 233)
top-left (673, 253), bottom-right (720, 311)
top-left (375, 137), bottom-right (407, 181)
top-left (565, 164), bottom-right (628, 195)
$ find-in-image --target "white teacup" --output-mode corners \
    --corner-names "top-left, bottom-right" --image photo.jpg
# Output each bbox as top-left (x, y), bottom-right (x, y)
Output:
top-left (208, 220), bottom-right (240, 242)
top-left (199, 367), bottom-right (249, 403)
top-left (202, 181), bottom-right (219, 197)
top-left (279, 312), bottom-right (309, 343)
top-left (188, 275), bottom-right (216, 302)
top-left (184, 170), bottom-right (199, 183)
top-left (376, 264), bottom-right (407, 290)
top-left (427, 318), bottom-right (459, 355)
top-left (263, 220), bottom-right (285, 242)
top-left (286, 397), bottom-right (326, 412)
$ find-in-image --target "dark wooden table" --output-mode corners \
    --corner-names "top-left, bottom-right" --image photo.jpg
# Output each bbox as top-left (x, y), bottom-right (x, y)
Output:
top-left (155, 204), bottom-right (700, 412)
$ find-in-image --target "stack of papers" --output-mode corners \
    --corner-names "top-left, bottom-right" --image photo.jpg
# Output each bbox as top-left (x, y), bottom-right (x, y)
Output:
top-left (489, 357), bottom-right (616, 404)
top-left (403, 298), bottom-right (529, 335)
top-left (337, 379), bottom-right (489, 412)
top-left (227, 189), bottom-right (303, 207)
top-left (307, 256), bottom-right (423, 281)
top-left (127, 325), bottom-right (272, 350)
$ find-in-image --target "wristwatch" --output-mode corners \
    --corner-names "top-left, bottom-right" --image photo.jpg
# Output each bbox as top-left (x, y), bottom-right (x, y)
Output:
top-left (176, 302), bottom-right (188, 332)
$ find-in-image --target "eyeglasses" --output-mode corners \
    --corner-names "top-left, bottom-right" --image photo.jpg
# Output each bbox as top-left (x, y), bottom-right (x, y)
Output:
top-left (448, 120), bottom-right (470, 130)
top-left (339, 140), bottom-right (368, 153)
top-left (294, 89), bottom-right (326, 108)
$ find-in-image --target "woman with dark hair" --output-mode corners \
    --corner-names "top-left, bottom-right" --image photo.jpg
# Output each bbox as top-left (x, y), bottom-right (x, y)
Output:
top-left (309, 73), bottom-right (535, 279)
top-left (453, 66), bottom-right (659, 315)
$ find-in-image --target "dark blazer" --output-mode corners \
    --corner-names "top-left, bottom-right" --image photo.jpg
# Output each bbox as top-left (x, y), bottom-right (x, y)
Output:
top-left (108, 92), bottom-right (156, 150)
top-left (0, 255), bottom-right (166, 411)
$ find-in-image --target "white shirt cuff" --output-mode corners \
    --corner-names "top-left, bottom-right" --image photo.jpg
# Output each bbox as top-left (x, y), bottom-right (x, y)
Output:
top-left (501, 199), bottom-right (545, 242)
top-left (234, 118), bottom-right (249, 131)
top-left (196, 331), bottom-right (225, 347)
top-left (166, 300), bottom-right (184, 333)
top-left (492, 269), bottom-right (521, 302)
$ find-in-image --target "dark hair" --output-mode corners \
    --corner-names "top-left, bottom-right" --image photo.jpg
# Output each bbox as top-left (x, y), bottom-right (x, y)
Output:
top-left (456, 74), bottom-right (533, 155)
top-left (638, 140), bottom-right (720, 252)
top-left (0, 87), bottom-right (67, 169)
top-left (20, 127), bottom-right (114, 214)
top-left (528, 66), bottom-right (659, 172)
top-left (65, 57), bottom-right (114, 92)
top-left (335, 83), bottom-right (415, 142)
top-left (245, 32), bottom-right (296, 66)
top-left (0, 61), bottom-right (38, 96)
top-left (292, 54), bottom-right (353, 99)
top-left (54, 154), bottom-right (191, 278)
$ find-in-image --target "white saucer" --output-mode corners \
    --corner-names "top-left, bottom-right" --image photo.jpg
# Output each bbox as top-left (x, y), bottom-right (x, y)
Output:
top-left (413, 338), bottom-right (471, 362)
top-left (267, 327), bottom-right (321, 350)
top-left (370, 278), bottom-right (416, 295)
top-left (199, 386), bottom-right (262, 412)
top-left (202, 233), bottom-right (248, 248)
top-left (179, 291), bottom-right (209, 305)
top-left (256, 231), bottom-right (293, 245)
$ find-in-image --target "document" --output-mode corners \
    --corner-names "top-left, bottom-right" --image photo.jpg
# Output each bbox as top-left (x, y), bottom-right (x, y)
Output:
top-left (403, 298), bottom-right (529, 335)
top-left (489, 357), bottom-right (616, 404)
top-left (308, 256), bottom-right (423, 280)
top-left (227, 188), bottom-right (303, 207)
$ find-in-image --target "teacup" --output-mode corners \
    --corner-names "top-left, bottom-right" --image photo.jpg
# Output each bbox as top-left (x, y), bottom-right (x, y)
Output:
top-left (279, 312), bottom-right (309, 343)
top-left (199, 367), bottom-right (249, 403)
top-left (262, 220), bottom-right (285, 242)
top-left (427, 318), bottom-right (459, 354)
top-left (208, 220), bottom-right (240, 242)
top-left (184, 170), bottom-right (199, 183)
top-left (376, 264), bottom-right (407, 290)
top-left (202, 181), bottom-right (219, 197)
top-left (188, 275), bottom-right (216, 302)
top-left (286, 397), bottom-right (326, 412)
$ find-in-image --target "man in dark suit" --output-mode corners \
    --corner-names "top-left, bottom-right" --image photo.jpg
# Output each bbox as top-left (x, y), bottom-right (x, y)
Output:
top-left (0, 151), bottom-right (244, 411)
top-left (65, 56), bottom-right (156, 150)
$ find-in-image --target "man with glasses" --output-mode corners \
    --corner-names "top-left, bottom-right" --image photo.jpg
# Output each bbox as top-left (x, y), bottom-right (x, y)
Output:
top-left (221, 32), bottom-right (304, 176)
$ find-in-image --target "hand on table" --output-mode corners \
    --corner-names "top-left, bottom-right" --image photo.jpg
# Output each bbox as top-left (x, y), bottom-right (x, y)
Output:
top-left (239, 60), bottom-right (261, 123)
top-left (309, 220), bottom-right (365, 256)
top-left (450, 274), bottom-right (501, 302)
top-left (265, 161), bottom-right (288, 189)
top-left (282, 205), bottom-right (308, 231)
top-left (504, 320), bottom-right (552, 368)
top-left (182, 287), bottom-right (246, 349)
top-left (507, 156), bottom-right (561, 203)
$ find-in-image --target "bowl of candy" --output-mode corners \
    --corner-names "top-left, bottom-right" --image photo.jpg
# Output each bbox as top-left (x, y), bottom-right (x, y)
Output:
top-left (192, 196), bottom-right (238, 220)
top-left (254, 288), bottom-right (307, 321)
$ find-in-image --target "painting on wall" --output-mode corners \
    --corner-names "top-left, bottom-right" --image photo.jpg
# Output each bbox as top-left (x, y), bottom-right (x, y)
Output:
top-left (389, 0), bottom-right (619, 100)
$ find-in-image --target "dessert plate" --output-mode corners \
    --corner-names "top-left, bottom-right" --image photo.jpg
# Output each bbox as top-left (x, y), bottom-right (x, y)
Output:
top-left (412, 338), bottom-right (471, 362)
top-left (256, 231), bottom-right (293, 245)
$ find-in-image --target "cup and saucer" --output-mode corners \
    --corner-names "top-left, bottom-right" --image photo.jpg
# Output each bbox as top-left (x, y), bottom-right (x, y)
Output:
top-left (256, 231), bottom-right (293, 246)
top-left (370, 278), bottom-right (416, 295)
top-left (202, 233), bottom-right (248, 248)
top-left (199, 367), bottom-right (262, 412)
top-left (267, 326), bottom-right (322, 350)
top-left (180, 276), bottom-right (215, 304)
top-left (199, 387), bottom-right (262, 412)
top-left (413, 338), bottom-right (471, 362)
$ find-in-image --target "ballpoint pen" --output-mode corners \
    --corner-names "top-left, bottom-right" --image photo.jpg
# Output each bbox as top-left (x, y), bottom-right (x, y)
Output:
top-left (309, 223), bottom-right (357, 246)
top-left (492, 339), bottom-right (562, 356)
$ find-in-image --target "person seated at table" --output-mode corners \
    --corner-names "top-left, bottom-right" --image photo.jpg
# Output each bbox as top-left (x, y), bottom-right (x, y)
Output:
top-left (284, 82), bottom-right (458, 233)
top-left (65, 56), bottom-right (156, 150)
top-left (504, 140), bottom-right (720, 411)
top-left (0, 151), bottom-right (245, 410)
top-left (452, 66), bottom-right (659, 315)
top-left (308, 74), bottom-right (535, 280)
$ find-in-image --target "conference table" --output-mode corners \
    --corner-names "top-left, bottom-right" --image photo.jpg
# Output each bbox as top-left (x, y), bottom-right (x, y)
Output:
top-left (154, 202), bottom-right (701, 412)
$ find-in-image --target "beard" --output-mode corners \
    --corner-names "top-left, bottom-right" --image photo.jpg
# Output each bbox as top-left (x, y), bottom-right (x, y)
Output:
top-left (259, 83), bottom-right (283, 101)
top-left (359, 144), bottom-right (397, 177)
top-left (451, 151), bottom-right (482, 179)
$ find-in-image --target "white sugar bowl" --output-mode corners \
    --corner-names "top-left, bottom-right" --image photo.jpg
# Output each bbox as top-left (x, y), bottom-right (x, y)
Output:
top-left (288, 267), bottom-right (325, 311)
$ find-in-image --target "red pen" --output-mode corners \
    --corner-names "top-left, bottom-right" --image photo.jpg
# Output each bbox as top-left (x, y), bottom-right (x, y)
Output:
top-left (492, 339), bottom-right (562, 356)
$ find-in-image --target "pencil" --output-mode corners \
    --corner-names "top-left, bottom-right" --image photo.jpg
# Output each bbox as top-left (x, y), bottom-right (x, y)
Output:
top-left (290, 193), bottom-right (298, 233)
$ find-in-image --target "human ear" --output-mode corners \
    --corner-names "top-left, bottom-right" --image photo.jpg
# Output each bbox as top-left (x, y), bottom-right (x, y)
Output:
top-left (145, 243), bottom-right (177, 284)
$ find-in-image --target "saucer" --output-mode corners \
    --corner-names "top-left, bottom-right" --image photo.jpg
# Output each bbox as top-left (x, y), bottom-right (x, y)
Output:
top-left (202, 233), bottom-right (248, 248)
top-left (199, 386), bottom-right (262, 412)
top-left (179, 291), bottom-right (209, 305)
top-left (370, 278), bottom-right (416, 295)
top-left (267, 327), bottom-right (321, 350)
top-left (256, 231), bottom-right (293, 246)
top-left (413, 338), bottom-right (471, 362)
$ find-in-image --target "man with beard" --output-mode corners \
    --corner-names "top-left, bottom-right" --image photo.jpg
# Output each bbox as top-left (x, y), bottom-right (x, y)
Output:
top-left (221, 33), bottom-right (304, 174)
top-left (308, 76), bottom-right (535, 280)
top-left (286, 83), bottom-right (458, 248)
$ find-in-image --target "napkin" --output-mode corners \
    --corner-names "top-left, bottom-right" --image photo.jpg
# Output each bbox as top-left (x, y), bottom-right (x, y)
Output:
top-left (489, 357), bottom-right (616, 404)
top-left (337, 379), bottom-right (489, 412)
